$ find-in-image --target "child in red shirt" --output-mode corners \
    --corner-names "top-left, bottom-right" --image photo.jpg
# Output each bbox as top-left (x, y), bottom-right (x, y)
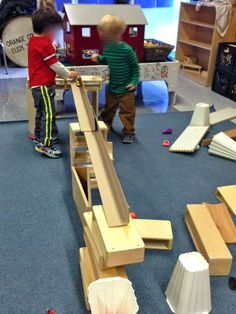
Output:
top-left (28, 8), bottom-right (78, 158)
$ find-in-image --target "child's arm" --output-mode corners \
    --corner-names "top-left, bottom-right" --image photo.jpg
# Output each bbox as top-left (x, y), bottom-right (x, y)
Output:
top-left (127, 49), bottom-right (140, 91)
top-left (91, 53), bottom-right (108, 65)
top-left (50, 62), bottom-right (78, 79)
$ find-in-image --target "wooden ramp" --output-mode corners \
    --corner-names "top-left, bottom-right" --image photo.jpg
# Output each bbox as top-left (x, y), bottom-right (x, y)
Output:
top-left (185, 204), bottom-right (232, 276)
top-left (215, 185), bottom-right (236, 216)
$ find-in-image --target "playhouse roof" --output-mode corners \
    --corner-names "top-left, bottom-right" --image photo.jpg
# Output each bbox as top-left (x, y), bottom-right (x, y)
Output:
top-left (63, 4), bottom-right (148, 26)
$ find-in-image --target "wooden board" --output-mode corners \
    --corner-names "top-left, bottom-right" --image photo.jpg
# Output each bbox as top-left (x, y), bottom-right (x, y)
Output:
top-left (79, 247), bottom-right (96, 310)
top-left (203, 203), bottom-right (236, 244)
top-left (71, 166), bottom-right (91, 225)
top-left (210, 107), bottom-right (236, 125)
top-left (134, 219), bottom-right (173, 250)
top-left (71, 81), bottom-right (96, 132)
top-left (90, 206), bottom-right (145, 268)
top-left (216, 185), bottom-right (236, 216)
top-left (201, 128), bottom-right (236, 146)
top-left (185, 204), bottom-right (232, 276)
top-left (85, 131), bottom-right (130, 227)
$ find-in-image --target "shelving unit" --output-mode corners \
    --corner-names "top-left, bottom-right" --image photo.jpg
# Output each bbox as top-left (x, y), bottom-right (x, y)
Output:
top-left (176, 2), bottom-right (236, 86)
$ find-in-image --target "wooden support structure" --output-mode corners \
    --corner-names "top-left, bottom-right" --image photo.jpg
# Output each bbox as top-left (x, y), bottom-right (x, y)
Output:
top-left (215, 185), bottom-right (236, 216)
top-left (84, 207), bottom-right (145, 269)
top-left (134, 219), bottom-right (173, 250)
top-left (201, 128), bottom-right (236, 147)
top-left (185, 204), bottom-right (232, 276)
top-left (203, 203), bottom-right (236, 244)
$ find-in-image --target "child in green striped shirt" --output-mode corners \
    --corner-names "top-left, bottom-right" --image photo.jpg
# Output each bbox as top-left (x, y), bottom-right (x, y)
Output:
top-left (91, 15), bottom-right (140, 144)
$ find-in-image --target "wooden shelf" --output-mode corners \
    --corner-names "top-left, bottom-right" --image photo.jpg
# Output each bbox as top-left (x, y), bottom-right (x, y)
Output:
top-left (178, 39), bottom-right (211, 51)
top-left (180, 19), bottom-right (214, 29)
top-left (179, 68), bottom-right (209, 86)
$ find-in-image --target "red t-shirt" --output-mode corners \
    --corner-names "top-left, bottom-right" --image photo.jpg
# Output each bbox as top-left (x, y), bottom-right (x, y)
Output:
top-left (28, 36), bottom-right (58, 87)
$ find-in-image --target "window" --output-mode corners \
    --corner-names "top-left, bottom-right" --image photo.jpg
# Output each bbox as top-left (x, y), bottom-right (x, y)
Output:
top-left (82, 27), bottom-right (91, 37)
top-left (66, 21), bottom-right (71, 33)
top-left (129, 27), bottom-right (138, 37)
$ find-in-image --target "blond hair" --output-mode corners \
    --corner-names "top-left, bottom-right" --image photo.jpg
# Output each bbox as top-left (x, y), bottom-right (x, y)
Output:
top-left (98, 15), bottom-right (126, 37)
top-left (39, 0), bottom-right (56, 10)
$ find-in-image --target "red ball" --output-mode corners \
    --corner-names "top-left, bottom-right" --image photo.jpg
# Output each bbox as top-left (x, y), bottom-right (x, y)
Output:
top-left (130, 212), bottom-right (137, 219)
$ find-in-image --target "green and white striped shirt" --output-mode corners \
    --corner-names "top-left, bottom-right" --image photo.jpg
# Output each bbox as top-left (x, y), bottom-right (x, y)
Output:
top-left (98, 41), bottom-right (140, 94)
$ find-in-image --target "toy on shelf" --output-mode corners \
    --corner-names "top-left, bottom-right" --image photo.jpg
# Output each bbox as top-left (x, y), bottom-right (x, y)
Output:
top-left (63, 4), bottom-right (147, 65)
top-left (181, 56), bottom-right (202, 73)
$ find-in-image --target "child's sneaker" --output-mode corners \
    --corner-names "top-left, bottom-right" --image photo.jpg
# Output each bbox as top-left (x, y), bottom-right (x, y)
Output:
top-left (35, 143), bottom-right (62, 159)
top-left (122, 134), bottom-right (134, 144)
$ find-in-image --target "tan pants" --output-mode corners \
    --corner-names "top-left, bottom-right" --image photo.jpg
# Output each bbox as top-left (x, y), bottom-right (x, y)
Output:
top-left (101, 90), bottom-right (136, 135)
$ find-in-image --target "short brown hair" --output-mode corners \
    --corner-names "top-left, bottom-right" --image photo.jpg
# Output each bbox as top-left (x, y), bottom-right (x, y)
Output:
top-left (98, 15), bottom-right (126, 37)
top-left (32, 8), bottom-right (63, 34)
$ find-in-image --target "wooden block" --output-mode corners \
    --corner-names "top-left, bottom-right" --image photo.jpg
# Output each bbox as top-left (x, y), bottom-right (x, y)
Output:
top-left (83, 233), bottom-right (127, 280)
top-left (71, 166), bottom-right (91, 224)
top-left (133, 219), bottom-right (173, 250)
top-left (79, 247), bottom-right (96, 310)
top-left (210, 107), bottom-right (236, 125)
top-left (70, 121), bottom-right (108, 143)
top-left (185, 204), bottom-right (232, 276)
top-left (91, 205), bottom-right (145, 268)
top-left (201, 128), bottom-right (236, 146)
top-left (203, 203), bottom-right (236, 244)
top-left (216, 185), bottom-right (236, 216)
top-left (85, 131), bottom-right (130, 227)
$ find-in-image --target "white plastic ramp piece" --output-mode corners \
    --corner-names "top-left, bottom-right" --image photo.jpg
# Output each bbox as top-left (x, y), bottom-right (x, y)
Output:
top-left (190, 103), bottom-right (210, 126)
top-left (210, 107), bottom-right (236, 125)
top-left (88, 277), bottom-right (139, 314)
top-left (165, 252), bottom-right (211, 314)
top-left (208, 132), bottom-right (236, 161)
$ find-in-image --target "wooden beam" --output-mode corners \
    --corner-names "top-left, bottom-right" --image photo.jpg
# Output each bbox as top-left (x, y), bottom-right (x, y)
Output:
top-left (85, 131), bottom-right (130, 227)
top-left (134, 219), bottom-right (173, 250)
top-left (91, 205), bottom-right (145, 268)
top-left (203, 203), bottom-right (236, 244)
top-left (201, 128), bottom-right (236, 147)
top-left (215, 185), bottom-right (236, 216)
top-left (71, 81), bottom-right (96, 132)
top-left (185, 204), bottom-right (232, 276)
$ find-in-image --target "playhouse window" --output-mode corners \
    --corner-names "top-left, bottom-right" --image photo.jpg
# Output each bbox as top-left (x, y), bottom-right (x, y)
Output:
top-left (82, 27), bottom-right (91, 37)
top-left (66, 21), bottom-right (71, 33)
top-left (129, 27), bottom-right (138, 37)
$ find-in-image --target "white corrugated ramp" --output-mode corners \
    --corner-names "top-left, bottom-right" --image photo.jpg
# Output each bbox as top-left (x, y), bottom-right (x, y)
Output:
top-left (208, 132), bottom-right (236, 161)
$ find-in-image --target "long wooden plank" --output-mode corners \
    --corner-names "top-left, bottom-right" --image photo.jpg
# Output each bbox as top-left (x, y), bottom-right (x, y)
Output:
top-left (185, 204), bottom-right (232, 276)
top-left (85, 131), bottom-right (130, 227)
top-left (201, 128), bottom-right (236, 147)
top-left (216, 185), bottom-right (236, 216)
top-left (92, 206), bottom-right (145, 267)
top-left (134, 219), bottom-right (173, 250)
top-left (210, 107), bottom-right (236, 125)
top-left (203, 203), bottom-right (236, 244)
top-left (71, 81), bottom-right (96, 132)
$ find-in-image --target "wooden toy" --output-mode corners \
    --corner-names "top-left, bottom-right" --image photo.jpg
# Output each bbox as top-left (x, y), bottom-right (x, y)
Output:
top-left (185, 204), bottom-right (232, 276)
top-left (209, 107), bottom-right (236, 125)
top-left (63, 4), bottom-right (147, 65)
top-left (85, 206), bottom-right (145, 268)
top-left (203, 203), bottom-right (236, 244)
top-left (134, 219), bottom-right (173, 250)
top-left (181, 55), bottom-right (202, 73)
top-left (216, 185), bottom-right (236, 216)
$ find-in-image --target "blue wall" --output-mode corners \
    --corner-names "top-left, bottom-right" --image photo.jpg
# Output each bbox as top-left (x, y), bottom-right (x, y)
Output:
top-left (56, 0), bottom-right (174, 10)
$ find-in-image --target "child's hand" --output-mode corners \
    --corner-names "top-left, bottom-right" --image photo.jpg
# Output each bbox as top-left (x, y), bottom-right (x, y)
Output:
top-left (69, 70), bottom-right (79, 79)
top-left (126, 84), bottom-right (136, 91)
top-left (91, 53), bottom-right (99, 62)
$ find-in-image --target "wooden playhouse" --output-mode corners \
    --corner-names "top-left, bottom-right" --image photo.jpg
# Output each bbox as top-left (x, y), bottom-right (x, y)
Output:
top-left (63, 4), bottom-right (147, 65)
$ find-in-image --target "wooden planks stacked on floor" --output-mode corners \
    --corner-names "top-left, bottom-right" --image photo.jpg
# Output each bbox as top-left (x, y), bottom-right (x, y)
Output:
top-left (185, 204), bottom-right (233, 275)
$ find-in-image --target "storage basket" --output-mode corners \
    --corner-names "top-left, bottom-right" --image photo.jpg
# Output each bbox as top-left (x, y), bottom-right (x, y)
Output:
top-left (216, 42), bottom-right (236, 73)
top-left (144, 39), bottom-right (174, 62)
top-left (229, 74), bottom-right (236, 101)
top-left (212, 69), bottom-right (232, 97)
